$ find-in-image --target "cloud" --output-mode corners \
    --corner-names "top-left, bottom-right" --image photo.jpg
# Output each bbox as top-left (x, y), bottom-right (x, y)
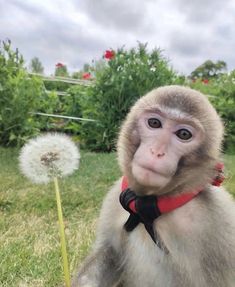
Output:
top-left (174, 0), bottom-right (226, 23)
top-left (0, 0), bottom-right (235, 75)
top-left (0, 0), bottom-right (109, 72)
top-left (76, 0), bottom-right (153, 33)
top-left (161, 0), bottom-right (235, 73)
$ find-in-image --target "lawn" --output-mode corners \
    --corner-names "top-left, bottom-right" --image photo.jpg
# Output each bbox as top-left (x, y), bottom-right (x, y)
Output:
top-left (0, 148), bottom-right (121, 287)
top-left (0, 148), bottom-right (234, 287)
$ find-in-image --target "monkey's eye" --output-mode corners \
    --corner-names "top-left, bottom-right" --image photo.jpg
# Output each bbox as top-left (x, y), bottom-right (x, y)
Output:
top-left (148, 118), bottom-right (162, 128)
top-left (175, 129), bottom-right (192, 141)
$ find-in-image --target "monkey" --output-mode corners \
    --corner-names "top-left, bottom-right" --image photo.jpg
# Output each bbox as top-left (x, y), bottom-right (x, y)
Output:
top-left (71, 85), bottom-right (235, 287)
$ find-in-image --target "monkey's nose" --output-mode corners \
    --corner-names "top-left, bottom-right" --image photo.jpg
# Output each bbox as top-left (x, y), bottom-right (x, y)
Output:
top-left (157, 152), bottom-right (165, 158)
top-left (150, 148), bottom-right (165, 158)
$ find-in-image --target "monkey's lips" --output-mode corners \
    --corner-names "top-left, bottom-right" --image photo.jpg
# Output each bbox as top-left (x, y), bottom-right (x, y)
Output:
top-left (131, 162), bottom-right (172, 188)
top-left (139, 163), bottom-right (171, 177)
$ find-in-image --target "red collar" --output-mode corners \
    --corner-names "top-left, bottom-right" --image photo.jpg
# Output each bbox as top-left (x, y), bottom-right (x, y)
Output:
top-left (121, 163), bottom-right (224, 214)
top-left (121, 176), bottom-right (202, 214)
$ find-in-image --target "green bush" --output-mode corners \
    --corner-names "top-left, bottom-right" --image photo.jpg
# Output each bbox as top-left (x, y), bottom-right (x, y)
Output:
top-left (2, 40), bottom-right (233, 153)
top-left (56, 85), bottom-right (87, 135)
top-left (43, 80), bottom-right (71, 92)
top-left (34, 85), bottom-right (88, 136)
top-left (189, 73), bottom-right (235, 153)
top-left (78, 43), bottom-right (177, 151)
top-left (0, 40), bottom-right (45, 146)
top-left (33, 90), bottom-right (62, 132)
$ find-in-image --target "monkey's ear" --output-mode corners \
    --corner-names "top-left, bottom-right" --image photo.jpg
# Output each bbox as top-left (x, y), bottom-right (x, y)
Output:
top-left (71, 247), bottom-right (123, 287)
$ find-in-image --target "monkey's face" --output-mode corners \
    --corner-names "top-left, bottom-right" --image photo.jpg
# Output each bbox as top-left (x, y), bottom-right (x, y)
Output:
top-left (118, 86), bottom-right (224, 195)
top-left (131, 108), bottom-right (204, 190)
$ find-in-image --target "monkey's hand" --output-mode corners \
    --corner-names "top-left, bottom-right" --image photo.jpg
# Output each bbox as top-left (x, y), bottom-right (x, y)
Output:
top-left (71, 245), bottom-right (123, 287)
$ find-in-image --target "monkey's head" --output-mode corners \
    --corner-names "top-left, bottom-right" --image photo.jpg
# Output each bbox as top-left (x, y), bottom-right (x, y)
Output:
top-left (117, 85), bottom-right (224, 195)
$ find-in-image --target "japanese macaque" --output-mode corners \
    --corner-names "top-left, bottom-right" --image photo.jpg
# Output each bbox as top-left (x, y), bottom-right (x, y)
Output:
top-left (72, 86), bottom-right (235, 287)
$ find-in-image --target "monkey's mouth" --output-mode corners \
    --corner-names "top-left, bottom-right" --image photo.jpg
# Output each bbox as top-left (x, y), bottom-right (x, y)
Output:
top-left (135, 162), bottom-right (173, 178)
top-left (132, 162), bottom-right (172, 188)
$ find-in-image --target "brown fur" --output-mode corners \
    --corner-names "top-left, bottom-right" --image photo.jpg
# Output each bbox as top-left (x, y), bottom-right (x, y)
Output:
top-left (71, 86), bottom-right (235, 287)
top-left (117, 86), bottom-right (223, 195)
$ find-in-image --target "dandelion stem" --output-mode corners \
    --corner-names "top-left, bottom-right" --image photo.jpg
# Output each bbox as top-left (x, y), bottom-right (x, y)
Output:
top-left (53, 177), bottom-right (71, 287)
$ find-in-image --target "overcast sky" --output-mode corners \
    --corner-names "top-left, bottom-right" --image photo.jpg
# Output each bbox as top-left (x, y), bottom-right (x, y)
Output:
top-left (1, 0), bottom-right (235, 75)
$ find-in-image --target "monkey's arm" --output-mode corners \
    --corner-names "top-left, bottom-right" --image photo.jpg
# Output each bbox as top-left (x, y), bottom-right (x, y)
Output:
top-left (71, 245), bottom-right (123, 287)
top-left (72, 179), bottom-right (126, 287)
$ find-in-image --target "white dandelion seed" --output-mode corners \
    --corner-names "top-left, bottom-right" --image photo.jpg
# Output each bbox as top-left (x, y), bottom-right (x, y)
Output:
top-left (19, 133), bottom-right (80, 286)
top-left (19, 133), bottom-right (80, 184)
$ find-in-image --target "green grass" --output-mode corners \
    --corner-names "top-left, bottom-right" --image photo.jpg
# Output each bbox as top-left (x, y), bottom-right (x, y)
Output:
top-left (0, 148), bottom-right (234, 286)
top-left (0, 148), bottom-right (121, 287)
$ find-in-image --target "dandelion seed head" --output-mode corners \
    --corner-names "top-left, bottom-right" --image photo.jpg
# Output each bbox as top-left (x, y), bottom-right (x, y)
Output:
top-left (19, 133), bottom-right (80, 184)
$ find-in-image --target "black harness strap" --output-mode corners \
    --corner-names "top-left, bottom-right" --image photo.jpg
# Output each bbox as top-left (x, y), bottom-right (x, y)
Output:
top-left (119, 188), bottom-right (163, 247)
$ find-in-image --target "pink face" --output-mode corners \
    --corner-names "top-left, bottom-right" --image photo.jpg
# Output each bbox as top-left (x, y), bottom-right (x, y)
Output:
top-left (131, 108), bottom-right (204, 189)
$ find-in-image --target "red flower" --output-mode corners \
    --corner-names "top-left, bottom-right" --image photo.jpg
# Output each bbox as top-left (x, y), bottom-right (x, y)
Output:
top-left (56, 62), bottom-right (64, 68)
top-left (104, 50), bottom-right (115, 60)
top-left (202, 79), bottom-right (209, 84)
top-left (82, 72), bottom-right (91, 80)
